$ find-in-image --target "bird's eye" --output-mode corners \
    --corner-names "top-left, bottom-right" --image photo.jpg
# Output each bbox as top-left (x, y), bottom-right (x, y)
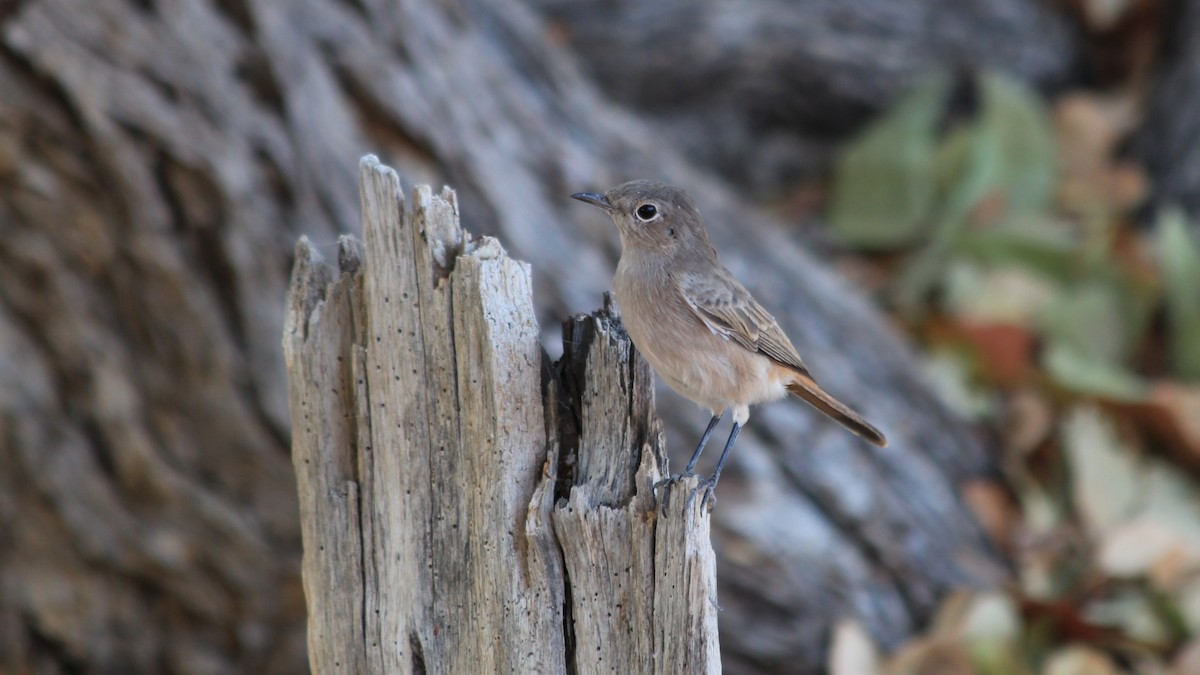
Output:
top-left (635, 204), bottom-right (658, 221)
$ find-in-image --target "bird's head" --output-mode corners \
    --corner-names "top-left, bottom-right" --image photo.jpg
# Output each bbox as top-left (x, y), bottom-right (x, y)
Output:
top-left (572, 180), bottom-right (711, 258)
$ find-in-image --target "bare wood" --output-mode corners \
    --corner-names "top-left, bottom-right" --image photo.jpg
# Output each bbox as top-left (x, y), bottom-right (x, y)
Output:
top-left (284, 158), bottom-right (717, 672)
top-left (553, 305), bottom-right (720, 674)
top-left (284, 235), bottom-right (366, 674)
top-left (358, 158), bottom-right (565, 672)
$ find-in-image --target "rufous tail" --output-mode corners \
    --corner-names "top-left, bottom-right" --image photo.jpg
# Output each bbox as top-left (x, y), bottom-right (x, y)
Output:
top-left (786, 373), bottom-right (888, 447)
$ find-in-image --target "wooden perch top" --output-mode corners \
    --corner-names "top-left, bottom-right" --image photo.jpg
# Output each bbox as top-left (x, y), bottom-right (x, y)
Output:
top-left (284, 156), bottom-right (719, 674)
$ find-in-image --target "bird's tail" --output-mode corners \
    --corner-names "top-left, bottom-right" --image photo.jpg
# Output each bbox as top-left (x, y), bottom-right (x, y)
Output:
top-left (786, 373), bottom-right (888, 447)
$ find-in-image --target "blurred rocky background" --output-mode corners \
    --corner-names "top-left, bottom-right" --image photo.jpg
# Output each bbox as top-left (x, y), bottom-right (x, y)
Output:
top-left (1, 0), bottom-right (1198, 673)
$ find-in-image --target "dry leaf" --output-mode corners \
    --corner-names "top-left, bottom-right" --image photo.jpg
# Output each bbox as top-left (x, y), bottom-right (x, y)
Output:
top-left (962, 480), bottom-right (1020, 550)
top-left (958, 592), bottom-right (1020, 642)
top-left (1177, 578), bottom-right (1200, 635)
top-left (953, 322), bottom-right (1038, 387)
top-left (1055, 94), bottom-right (1125, 183)
top-left (1085, 0), bottom-right (1137, 30)
top-left (1148, 548), bottom-right (1192, 590)
top-left (1098, 518), bottom-right (1181, 577)
top-left (1068, 405), bottom-right (1200, 580)
top-left (1042, 645), bottom-right (1121, 675)
top-left (829, 619), bottom-right (881, 675)
top-left (1019, 596), bottom-right (1126, 646)
top-left (1006, 388), bottom-right (1055, 455)
top-left (942, 263), bottom-right (1058, 324)
top-left (1054, 92), bottom-right (1147, 213)
top-left (1063, 406), bottom-right (1142, 536)
top-left (1135, 463), bottom-right (1200, 574)
top-left (1124, 382), bottom-right (1200, 471)
top-left (1172, 638), bottom-right (1200, 675)
top-left (886, 639), bottom-right (974, 675)
top-left (927, 592), bottom-right (977, 635)
top-left (1101, 163), bottom-right (1148, 211)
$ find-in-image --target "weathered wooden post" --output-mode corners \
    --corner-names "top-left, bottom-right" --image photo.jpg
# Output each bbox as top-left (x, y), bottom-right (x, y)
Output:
top-left (283, 156), bottom-right (719, 673)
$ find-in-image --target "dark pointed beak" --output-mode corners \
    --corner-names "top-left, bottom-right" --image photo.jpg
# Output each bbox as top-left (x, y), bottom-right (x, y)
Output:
top-left (571, 192), bottom-right (612, 210)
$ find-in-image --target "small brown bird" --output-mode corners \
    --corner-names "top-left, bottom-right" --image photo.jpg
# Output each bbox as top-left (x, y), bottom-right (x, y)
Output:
top-left (572, 180), bottom-right (887, 507)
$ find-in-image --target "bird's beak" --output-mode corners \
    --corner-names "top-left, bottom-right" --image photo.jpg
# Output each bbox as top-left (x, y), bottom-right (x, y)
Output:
top-left (571, 192), bottom-right (612, 210)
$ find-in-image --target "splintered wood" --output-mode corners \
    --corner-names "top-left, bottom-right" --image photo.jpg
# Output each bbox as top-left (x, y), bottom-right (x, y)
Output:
top-left (283, 156), bottom-right (719, 674)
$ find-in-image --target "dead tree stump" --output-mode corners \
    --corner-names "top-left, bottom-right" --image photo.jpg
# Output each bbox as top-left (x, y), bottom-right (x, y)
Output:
top-left (283, 156), bottom-right (719, 673)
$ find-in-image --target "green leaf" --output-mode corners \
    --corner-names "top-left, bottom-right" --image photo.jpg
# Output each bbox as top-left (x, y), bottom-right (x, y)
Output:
top-left (1044, 344), bottom-right (1145, 401)
top-left (1179, 578), bottom-right (1200, 635)
top-left (1039, 282), bottom-right (1130, 364)
top-left (1171, 317), bottom-right (1200, 382)
top-left (828, 72), bottom-right (950, 249)
top-left (979, 73), bottom-right (1057, 216)
top-left (941, 260), bottom-right (1058, 324)
top-left (955, 220), bottom-right (1079, 281)
top-left (893, 72), bottom-right (1058, 309)
top-left (920, 347), bottom-right (997, 418)
top-left (1156, 209), bottom-right (1200, 380)
top-left (931, 73), bottom-right (1056, 238)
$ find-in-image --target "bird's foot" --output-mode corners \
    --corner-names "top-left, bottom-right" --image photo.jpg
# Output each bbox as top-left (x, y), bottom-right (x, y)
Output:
top-left (652, 471), bottom-right (694, 514)
top-left (690, 476), bottom-right (718, 513)
top-left (654, 472), bottom-right (721, 514)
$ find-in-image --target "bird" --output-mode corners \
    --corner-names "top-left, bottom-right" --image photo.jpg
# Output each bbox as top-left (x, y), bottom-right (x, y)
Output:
top-left (571, 180), bottom-right (887, 509)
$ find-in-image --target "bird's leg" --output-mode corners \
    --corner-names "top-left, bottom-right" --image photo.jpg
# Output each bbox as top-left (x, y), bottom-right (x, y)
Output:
top-left (684, 412), bottom-right (723, 474)
top-left (696, 422), bottom-right (742, 511)
top-left (653, 412), bottom-right (722, 511)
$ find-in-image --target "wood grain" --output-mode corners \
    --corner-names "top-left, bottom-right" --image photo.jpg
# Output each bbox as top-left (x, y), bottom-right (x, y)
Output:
top-left (285, 159), bottom-right (719, 673)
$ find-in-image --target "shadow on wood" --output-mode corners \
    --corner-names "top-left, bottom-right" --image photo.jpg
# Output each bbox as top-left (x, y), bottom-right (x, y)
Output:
top-left (284, 156), bottom-right (719, 673)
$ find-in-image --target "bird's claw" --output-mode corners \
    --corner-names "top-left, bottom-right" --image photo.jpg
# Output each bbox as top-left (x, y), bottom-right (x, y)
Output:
top-left (688, 477), bottom-right (718, 513)
top-left (652, 472), bottom-right (693, 514)
top-left (653, 472), bottom-right (718, 514)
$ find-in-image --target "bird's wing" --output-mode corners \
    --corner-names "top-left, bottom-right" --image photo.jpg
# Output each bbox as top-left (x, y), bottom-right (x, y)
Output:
top-left (678, 268), bottom-right (811, 376)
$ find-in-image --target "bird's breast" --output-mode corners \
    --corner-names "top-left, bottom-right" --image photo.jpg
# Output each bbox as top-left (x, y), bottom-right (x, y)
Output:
top-left (613, 270), bottom-right (787, 412)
